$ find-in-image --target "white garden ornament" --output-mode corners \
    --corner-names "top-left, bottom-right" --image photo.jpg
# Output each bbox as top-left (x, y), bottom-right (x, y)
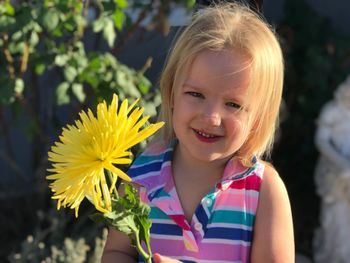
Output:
top-left (314, 76), bottom-right (350, 263)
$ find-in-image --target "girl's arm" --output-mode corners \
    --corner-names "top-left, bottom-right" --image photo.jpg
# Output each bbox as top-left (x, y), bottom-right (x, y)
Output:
top-left (250, 164), bottom-right (295, 263)
top-left (101, 227), bottom-right (138, 263)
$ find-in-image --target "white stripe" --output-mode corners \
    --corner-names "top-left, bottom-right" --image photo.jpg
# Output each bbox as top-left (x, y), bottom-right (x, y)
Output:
top-left (224, 188), bottom-right (259, 197)
top-left (202, 201), bottom-right (211, 216)
top-left (161, 160), bottom-right (171, 167)
top-left (201, 238), bottom-right (250, 246)
top-left (215, 205), bottom-right (255, 214)
top-left (151, 218), bottom-right (177, 225)
top-left (191, 215), bottom-right (205, 237)
top-left (133, 170), bottom-right (160, 181)
top-left (152, 234), bottom-right (183, 240)
top-left (207, 222), bottom-right (253, 231)
top-left (176, 255), bottom-right (243, 263)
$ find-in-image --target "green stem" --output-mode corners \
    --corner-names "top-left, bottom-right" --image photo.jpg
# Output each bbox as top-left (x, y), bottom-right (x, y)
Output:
top-left (106, 169), bottom-right (119, 199)
top-left (135, 231), bottom-right (152, 263)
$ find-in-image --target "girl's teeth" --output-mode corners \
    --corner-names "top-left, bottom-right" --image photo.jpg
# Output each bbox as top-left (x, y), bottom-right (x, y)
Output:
top-left (198, 131), bottom-right (215, 138)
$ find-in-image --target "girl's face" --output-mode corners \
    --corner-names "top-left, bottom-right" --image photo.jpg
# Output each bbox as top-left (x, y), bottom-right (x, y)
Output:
top-left (172, 49), bottom-right (253, 165)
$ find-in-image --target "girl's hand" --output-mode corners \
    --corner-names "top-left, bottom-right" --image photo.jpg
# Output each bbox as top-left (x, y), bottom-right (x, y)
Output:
top-left (153, 253), bottom-right (182, 263)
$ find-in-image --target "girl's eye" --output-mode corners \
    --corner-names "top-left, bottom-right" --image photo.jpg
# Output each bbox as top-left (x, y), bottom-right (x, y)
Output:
top-left (226, 101), bottom-right (241, 109)
top-left (186, 91), bottom-right (203, 98)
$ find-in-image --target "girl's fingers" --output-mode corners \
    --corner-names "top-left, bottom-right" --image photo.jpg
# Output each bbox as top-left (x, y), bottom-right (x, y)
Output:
top-left (153, 253), bottom-right (181, 263)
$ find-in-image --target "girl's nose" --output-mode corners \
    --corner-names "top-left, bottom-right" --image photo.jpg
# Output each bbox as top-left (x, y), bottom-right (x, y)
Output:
top-left (202, 112), bottom-right (221, 127)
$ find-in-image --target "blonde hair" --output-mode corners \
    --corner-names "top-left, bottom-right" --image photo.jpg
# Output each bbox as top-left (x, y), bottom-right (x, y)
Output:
top-left (158, 2), bottom-right (284, 166)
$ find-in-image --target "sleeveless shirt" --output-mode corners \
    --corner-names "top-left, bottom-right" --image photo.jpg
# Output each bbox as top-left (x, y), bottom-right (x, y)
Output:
top-left (128, 141), bottom-right (264, 263)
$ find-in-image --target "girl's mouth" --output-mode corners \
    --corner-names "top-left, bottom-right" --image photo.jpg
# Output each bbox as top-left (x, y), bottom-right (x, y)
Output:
top-left (193, 129), bottom-right (222, 143)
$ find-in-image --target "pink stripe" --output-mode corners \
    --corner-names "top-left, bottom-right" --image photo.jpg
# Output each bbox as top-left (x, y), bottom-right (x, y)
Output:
top-left (150, 238), bottom-right (249, 261)
top-left (139, 188), bottom-right (149, 204)
top-left (183, 230), bottom-right (199, 252)
top-left (152, 197), bottom-right (183, 214)
top-left (136, 164), bottom-right (171, 189)
top-left (214, 192), bottom-right (259, 212)
top-left (218, 173), bottom-right (262, 191)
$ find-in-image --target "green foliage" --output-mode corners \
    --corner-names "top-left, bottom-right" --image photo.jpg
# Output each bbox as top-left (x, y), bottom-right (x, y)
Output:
top-left (90, 183), bottom-right (152, 262)
top-left (0, 0), bottom-right (194, 261)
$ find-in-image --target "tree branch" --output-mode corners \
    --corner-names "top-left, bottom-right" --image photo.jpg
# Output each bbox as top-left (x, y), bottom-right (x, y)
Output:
top-left (113, 9), bottom-right (148, 54)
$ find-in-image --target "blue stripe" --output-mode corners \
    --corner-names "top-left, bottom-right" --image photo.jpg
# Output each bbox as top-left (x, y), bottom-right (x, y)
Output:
top-left (205, 227), bottom-right (252, 242)
top-left (195, 204), bottom-right (209, 232)
top-left (148, 187), bottom-right (165, 201)
top-left (163, 148), bottom-right (173, 163)
top-left (151, 223), bottom-right (182, 236)
top-left (128, 161), bottom-right (163, 177)
top-left (128, 147), bottom-right (173, 178)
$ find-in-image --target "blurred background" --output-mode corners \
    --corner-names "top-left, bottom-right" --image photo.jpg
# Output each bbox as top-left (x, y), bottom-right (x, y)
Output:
top-left (1, 0), bottom-right (349, 262)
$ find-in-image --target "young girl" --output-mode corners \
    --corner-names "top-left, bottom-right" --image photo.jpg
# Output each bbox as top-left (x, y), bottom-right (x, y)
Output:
top-left (102, 2), bottom-right (294, 262)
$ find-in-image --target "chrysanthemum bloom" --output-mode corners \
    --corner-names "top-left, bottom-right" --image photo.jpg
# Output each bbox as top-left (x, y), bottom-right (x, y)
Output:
top-left (47, 94), bottom-right (164, 217)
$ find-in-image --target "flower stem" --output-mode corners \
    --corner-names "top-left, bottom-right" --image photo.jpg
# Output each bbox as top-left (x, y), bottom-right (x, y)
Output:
top-left (135, 231), bottom-right (152, 263)
top-left (106, 169), bottom-right (119, 199)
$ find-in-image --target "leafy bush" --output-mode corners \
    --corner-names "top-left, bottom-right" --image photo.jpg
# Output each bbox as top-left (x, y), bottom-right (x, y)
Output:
top-left (0, 0), bottom-right (194, 261)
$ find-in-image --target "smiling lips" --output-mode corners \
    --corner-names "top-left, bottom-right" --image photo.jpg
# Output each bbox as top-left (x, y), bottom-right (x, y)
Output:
top-left (193, 128), bottom-right (222, 143)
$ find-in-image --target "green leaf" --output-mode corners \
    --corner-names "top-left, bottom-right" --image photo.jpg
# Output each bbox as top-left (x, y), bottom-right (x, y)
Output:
top-left (9, 41), bottom-right (24, 54)
top-left (4, 2), bottom-right (15, 16)
top-left (35, 63), bottom-right (46, 75)
top-left (112, 214), bottom-right (138, 236)
top-left (115, 0), bottom-right (128, 9)
top-left (103, 211), bottom-right (120, 221)
top-left (43, 9), bottom-right (60, 32)
top-left (92, 17), bottom-right (105, 33)
top-left (185, 0), bottom-right (196, 9)
top-left (64, 66), bottom-right (77, 83)
top-left (29, 31), bottom-right (39, 48)
top-left (80, 71), bottom-right (99, 89)
top-left (56, 82), bottom-right (70, 105)
top-left (0, 15), bottom-right (16, 32)
top-left (136, 215), bottom-right (152, 250)
top-left (138, 78), bottom-right (151, 95)
top-left (103, 19), bottom-right (116, 48)
top-left (143, 102), bottom-right (156, 116)
top-left (55, 54), bottom-right (69, 66)
top-left (112, 9), bottom-right (125, 31)
top-left (14, 78), bottom-right (24, 94)
top-left (89, 56), bottom-right (101, 69)
top-left (72, 83), bottom-right (85, 102)
top-left (63, 16), bottom-right (75, 31)
top-left (12, 30), bottom-right (23, 41)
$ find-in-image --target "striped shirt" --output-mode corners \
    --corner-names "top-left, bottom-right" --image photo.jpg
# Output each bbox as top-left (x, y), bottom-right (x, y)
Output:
top-left (128, 141), bottom-right (264, 263)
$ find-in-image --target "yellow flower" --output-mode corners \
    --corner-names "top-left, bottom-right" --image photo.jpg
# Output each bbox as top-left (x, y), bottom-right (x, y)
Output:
top-left (47, 94), bottom-right (164, 217)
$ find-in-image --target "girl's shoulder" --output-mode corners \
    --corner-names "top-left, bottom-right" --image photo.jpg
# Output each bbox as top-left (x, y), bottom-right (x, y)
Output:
top-left (251, 161), bottom-right (294, 261)
top-left (257, 160), bottom-right (284, 193)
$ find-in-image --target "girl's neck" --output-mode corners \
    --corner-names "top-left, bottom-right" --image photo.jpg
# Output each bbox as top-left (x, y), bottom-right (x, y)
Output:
top-left (172, 143), bottom-right (227, 182)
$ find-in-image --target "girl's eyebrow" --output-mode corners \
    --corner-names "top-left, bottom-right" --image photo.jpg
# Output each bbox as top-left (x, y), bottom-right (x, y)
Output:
top-left (182, 83), bottom-right (201, 89)
top-left (182, 83), bottom-right (210, 93)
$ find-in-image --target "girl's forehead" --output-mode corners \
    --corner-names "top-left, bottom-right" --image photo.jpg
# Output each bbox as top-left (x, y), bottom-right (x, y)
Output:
top-left (182, 50), bottom-right (251, 90)
top-left (191, 49), bottom-right (251, 72)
